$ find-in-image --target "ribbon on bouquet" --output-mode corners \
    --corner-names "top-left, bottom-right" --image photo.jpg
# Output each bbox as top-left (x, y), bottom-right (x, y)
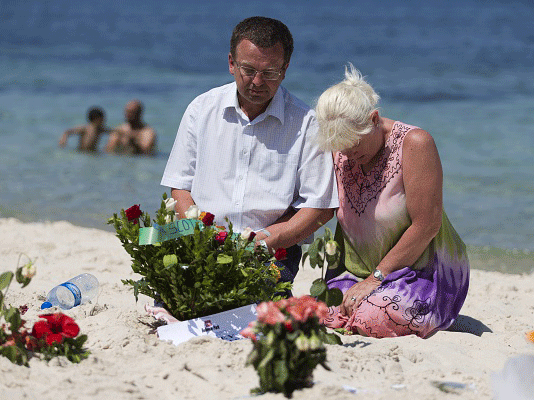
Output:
top-left (139, 219), bottom-right (255, 249)
top-left (139, 218), bottom-right (199, 245)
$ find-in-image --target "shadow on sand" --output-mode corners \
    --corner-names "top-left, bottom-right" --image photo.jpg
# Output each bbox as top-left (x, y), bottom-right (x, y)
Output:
top-left (446, 314), bottom-right (492, 336)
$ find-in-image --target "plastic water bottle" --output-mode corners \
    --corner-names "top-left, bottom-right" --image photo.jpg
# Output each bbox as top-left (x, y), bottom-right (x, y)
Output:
top-left (41, 273), bottom-right (99, 310)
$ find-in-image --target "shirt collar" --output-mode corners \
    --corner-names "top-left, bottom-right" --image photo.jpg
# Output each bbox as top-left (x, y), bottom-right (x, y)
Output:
top-left (222, 82), bottom-right (285, 125)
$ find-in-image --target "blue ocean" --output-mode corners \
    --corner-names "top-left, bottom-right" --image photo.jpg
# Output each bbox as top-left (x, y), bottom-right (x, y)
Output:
top-left (1, 0), bottom-right (533, 274)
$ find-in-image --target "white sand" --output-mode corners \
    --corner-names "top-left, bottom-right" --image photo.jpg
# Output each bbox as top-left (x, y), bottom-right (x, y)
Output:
top-left (1, 218), bottom-right (533, 400)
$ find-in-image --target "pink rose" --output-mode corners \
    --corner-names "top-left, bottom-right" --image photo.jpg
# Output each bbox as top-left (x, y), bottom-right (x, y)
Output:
top-left (240, 322), bottom-right (257, 341)
top-left (286, 296), bottom-right (322, 322)
top-left (256, 302), bottom-right (286, 325)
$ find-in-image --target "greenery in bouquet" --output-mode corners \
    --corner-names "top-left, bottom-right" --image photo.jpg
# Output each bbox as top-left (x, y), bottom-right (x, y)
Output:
top-left (0, 255), bottom-right (89, 366)
top-left (241, 295), bottom-right (342, 398)
top-left (108, 193), bottom-right (292, 321)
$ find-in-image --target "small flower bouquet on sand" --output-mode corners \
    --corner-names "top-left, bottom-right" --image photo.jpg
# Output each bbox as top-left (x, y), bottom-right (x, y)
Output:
top-left (241, 295), bottom-right (341, 398)
top-left (0, 256), bottom-right (89, 366)
top-left (108, 193), bottom-right (291, 321)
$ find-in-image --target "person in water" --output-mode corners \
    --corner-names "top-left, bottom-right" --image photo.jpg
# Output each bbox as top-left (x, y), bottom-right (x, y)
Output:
top-left (105, 99), bottom-right (157, 155)
top-left (59, 107), bottom-right (110, 152)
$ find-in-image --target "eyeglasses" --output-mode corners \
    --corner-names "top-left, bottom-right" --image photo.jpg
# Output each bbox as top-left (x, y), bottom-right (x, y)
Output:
top-left (234, 61), bottom-right (284, 80)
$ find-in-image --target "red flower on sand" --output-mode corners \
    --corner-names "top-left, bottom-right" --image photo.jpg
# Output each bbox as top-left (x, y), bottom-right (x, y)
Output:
top-left (125, 204), bottom-right (142, 224)
top-left (32, 313), bottom-right (80, 346)
top-left (215, 231), bottom-right (228, 245)
top-left (201, 212), bottom-right (215, 226)
top-left (274, 248), bottom-right (287, 261)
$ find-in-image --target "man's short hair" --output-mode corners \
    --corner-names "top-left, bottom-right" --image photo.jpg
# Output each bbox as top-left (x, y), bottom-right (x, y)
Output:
top-left (230, 16), bottom-right (293, 65)
top-left (87, 107), bottom-right (105, 122)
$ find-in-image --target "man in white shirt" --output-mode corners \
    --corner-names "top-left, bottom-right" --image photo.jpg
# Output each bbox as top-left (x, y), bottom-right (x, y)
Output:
top-left (161, 16), bottom-right (338, 284)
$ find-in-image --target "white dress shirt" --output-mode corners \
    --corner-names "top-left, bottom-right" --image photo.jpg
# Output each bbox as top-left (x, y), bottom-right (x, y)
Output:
top-left (161, 82), bottom-right (338, 232)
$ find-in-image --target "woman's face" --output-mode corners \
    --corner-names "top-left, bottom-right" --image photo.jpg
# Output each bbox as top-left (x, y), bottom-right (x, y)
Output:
top-left (340, 127), bottom-right (383, 165)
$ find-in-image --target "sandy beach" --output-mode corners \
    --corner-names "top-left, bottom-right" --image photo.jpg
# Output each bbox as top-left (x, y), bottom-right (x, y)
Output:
top-left (1, 217), bottom-right (533, 400)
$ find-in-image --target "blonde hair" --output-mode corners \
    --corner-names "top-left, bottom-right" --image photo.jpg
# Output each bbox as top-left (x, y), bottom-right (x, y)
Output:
top-left (315, 63), bottom-right (380, 152)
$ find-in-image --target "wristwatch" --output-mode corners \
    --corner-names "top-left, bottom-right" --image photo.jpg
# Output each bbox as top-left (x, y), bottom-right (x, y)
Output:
top-left (373, 269), bottom-right (385, 282)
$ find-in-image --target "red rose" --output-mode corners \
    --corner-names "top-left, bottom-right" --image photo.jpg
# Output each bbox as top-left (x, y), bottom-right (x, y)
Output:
top-left (284, 320), bottom-right (294, 332)
top-left (125, 204), bottom-right (142, 223)
top-left (215, 231), bottom-right (228, 245)
top-left (274, 248), bottom-right (287, 261)
top-left (201, 212), bottom-right (215, 226)
top-left (248, 231), bottom-right (257, 242)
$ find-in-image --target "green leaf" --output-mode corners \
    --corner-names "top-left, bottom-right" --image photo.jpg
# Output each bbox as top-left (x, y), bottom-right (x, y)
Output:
top-left (310, 279), bottom-right (327, 297)
top-left (163, 254), bottom-right (178, 267)
top-left (258, 348), bottom-right (275, 370)
top-left (322, 331), bottom-right (343, 345)
top-left (0, 271), bottom-right (14, 290)
top-left (0, 345), bottom-right (29, 366)
top-left (217, 254), bottom-right (233, 264)
top-left (274, 360), bottom-right (289, 386)
top-left (318, 287), bottom-right (344, 307)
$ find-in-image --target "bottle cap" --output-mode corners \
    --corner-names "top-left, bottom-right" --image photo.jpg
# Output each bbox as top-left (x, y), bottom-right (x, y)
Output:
top-left (41, 302), bottom-right (52, 309)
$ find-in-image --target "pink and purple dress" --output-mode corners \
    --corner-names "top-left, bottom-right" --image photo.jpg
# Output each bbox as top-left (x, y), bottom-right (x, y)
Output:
top-left (324, 121), bottom-right (470, 338)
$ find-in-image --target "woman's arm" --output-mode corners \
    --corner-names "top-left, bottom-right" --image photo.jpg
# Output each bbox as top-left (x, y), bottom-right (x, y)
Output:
top-left (375, 128), bottom-right (443, 276)
top-left (341, 128), bottom-right (443, 315)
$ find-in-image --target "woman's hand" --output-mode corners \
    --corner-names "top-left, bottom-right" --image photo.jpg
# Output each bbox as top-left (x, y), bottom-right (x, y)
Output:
top-left (340, 276), bottom-right (382, 316)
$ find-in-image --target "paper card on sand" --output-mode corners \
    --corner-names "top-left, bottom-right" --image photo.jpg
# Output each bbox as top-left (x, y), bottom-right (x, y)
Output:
top-left (156, 304), bottom-right (257, 346)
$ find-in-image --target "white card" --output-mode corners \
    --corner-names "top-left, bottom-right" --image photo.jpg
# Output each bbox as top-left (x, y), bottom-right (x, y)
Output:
top-left (156, 304), bottom-right (257, 345)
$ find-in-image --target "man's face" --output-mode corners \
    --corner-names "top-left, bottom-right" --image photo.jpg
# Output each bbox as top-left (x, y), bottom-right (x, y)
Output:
top-left (229, 39), bottom-right (287, 115)
top-left (125, 102), bottom-right (141, 124)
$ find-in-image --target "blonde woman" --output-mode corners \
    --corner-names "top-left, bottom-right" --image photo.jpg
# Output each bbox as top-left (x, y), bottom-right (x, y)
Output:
top-left (315, 64), bottom-right (469, 338)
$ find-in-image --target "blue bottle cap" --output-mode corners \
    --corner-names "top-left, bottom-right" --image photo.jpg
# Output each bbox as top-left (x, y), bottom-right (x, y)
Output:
top-left (41, 302), bottom-right (52, 309)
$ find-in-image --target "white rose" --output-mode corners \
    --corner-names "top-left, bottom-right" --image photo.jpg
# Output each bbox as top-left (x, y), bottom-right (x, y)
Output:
top-left (22, 262), bottom-right (36, 279)
top-left (164, 214), bottom-right (176, 224)
top-left (240, 227), bottom-right (254, 241)
top-left (164, 197), bottom-right (177, 212)
top-left (184, 204), bottom-right (201, 219)
top-left (325, 240), bottom-right (337, 256)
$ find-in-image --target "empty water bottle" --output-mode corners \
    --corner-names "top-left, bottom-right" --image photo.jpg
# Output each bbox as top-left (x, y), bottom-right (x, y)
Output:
top-left (41, 273), bottom-right (99, 310)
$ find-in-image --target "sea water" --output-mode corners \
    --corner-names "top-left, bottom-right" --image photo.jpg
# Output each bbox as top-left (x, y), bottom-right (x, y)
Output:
top-left (1, 0), bottom-right (533, 274)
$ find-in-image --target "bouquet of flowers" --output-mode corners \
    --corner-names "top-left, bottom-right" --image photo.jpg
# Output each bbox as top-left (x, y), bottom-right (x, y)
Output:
top-left (108, 193), bottom-right (292, 321)
top-left (0, 256), bottom-right (89, 366)
top-left (241, 295), bottom-right (341, 398)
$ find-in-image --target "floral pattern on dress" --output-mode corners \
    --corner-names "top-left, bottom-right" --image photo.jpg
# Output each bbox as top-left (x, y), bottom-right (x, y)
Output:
top-left (334, 122), bottom-right (412, 216)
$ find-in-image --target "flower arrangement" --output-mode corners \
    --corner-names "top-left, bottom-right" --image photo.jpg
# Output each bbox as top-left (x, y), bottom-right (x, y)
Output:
top-left (108, 193), bottom-right (292, 321)
top-left (302, 227), bottom-right (343, 307)
top-left (241, 295), bottom-right (341, 398)
top-left (0, 255), bottom-right (89, 366)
